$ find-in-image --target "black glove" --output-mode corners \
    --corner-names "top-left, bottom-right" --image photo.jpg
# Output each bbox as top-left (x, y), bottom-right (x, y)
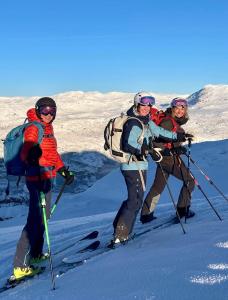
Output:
top-left (185, 133), bottom-right (194, 141)
top-left (27, 144), bottom-right (42, 166)
top-left (173, 146), bottom-right (187, 155)
top-left (148, 148), bottom-right (163, 162)
top-left (58, 167), bottom-right (75, 185)
top-left (176, 132), bottom-right (194, 142)
top-left (141, 144), bottom-right (149, 156)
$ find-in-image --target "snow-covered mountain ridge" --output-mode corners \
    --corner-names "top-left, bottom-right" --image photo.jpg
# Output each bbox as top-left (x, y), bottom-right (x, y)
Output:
top-left (0, 84), bottom-right (227, 196)
top-left (1, 84), bottom-right (227, 158)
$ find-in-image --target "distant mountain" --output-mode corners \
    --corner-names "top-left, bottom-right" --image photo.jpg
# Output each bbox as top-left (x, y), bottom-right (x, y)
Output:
top-left (187, 84), bottom-right (228, 106)
top-left (0, 85), bottom-right (228, 200)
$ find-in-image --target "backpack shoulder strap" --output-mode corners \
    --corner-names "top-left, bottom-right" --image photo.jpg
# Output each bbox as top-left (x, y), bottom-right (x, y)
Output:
top-left (28, 121), bottom-right (45, 143)
top-left (123, 116), bottom-right (145, 145)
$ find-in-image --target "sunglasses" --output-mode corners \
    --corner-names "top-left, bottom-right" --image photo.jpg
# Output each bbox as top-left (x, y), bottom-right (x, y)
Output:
top-left (139, 96), bottom-right (155, 106)
top-left (39, 106), bottom-right (56, 116)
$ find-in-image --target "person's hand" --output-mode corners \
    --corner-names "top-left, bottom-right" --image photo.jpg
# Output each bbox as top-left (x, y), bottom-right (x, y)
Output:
top-left (27, 144), bottom-right (42, 166)
top-left (176, 132), bottom-right (194, 142)
top-left (148, 148), bottom-right (163, 162)
top-left (185, 133), bottom-right (194, 141)
top-left (141, 144), bottom-right (149, 156)
top-left (173, 146), bottom-right (187, 155)
top-left (58, 167), bottom-right (75, 185)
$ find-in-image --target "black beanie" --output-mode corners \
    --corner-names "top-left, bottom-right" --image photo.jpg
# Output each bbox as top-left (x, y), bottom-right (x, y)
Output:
top-left (35, 97), bottom-right (56, 110)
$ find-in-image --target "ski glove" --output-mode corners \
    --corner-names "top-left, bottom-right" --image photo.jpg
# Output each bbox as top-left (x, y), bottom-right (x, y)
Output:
top-left (148, 148), bottom-right (163, 163)
top-left (185, 133), bottom-right (194, 141)
top-left (27, 144), bottom-right (42, 166)
top-left (173, 146), bottom-right (187, 156)
top-left (58, 167), bottom-right (75, 185)
top-left (176, 132), bottom-right (194, 142)
top-left (141, 144), bottom-right (149, 156)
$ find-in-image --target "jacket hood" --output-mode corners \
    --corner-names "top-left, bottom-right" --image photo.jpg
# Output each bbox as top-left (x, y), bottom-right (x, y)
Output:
top-left (165, 107), bottom-right (189, 126)
top-left (26, 108), bottom-right (53, 127)
top-left (27, 108), bottom-right (41, 122)
top-left (126, 105), bottom-right (150, 125)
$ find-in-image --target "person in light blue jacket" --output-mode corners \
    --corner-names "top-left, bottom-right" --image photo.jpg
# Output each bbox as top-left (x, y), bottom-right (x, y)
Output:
top-left (111, 92), bottom-right (187, 246)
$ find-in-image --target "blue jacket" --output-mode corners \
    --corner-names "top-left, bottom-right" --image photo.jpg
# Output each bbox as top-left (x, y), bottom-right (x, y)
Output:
top-left (121, 106), bottom-right (177, 171)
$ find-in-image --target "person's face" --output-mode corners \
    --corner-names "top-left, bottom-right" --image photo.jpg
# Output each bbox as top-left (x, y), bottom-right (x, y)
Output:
top-left (40, 114), bottom-right (54, 124)
top-left (172, 106), bottom-right (186, 118)
top-left (38, 106), bottom-right (56, 123)
top-left (137, 104), bottom-right (151, 116)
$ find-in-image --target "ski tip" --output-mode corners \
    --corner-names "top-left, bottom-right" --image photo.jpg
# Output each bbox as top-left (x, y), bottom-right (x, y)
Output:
top-left (81, 230), bottom-right (99, 241)
top-left (78, 240), bottom-right (100, 253)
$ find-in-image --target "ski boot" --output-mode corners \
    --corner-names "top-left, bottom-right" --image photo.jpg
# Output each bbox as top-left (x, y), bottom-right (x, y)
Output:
top-left (176, 206), bottom-right (195, 219)
top-left (140, 212), bottom-right (157, 224)
top-left (12, 265), bottom-right (44, 281)
top-left (30, 253), bottom-right (49, 265)
top-left (108, 236), bottom-right (129, 249)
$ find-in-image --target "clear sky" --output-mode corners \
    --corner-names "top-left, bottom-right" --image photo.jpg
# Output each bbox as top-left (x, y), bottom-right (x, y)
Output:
top-left (0, 0), bottom-right (227, 96)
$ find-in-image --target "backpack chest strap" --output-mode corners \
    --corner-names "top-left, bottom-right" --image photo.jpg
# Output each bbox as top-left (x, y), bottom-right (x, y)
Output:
top-left (43, 134), bottom-right (54, 138)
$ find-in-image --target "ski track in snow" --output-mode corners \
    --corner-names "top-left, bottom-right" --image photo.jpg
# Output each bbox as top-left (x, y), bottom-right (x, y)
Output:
top-left (216, 241), bottom-right (228, 249)
top-left (190, 273), bottom-right (228, 285)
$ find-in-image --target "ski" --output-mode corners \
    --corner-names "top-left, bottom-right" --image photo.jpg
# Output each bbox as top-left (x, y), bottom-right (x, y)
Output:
top-left (54, 230), bottom-right (99, 255)
top-left (0, 267), bottom-right (46, 294)
top-left (62, 240), bottom-right (100, 264)
top-left (57, 217), bottom-right (179, 276)
top-left (78, 240), bottom-right (100, 253)
top-left (107, 217), bottom-right (179, 248)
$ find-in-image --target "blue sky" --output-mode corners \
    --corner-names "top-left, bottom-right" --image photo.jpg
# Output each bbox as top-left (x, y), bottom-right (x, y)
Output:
top-left (0, 0), bottom-right (227, 96)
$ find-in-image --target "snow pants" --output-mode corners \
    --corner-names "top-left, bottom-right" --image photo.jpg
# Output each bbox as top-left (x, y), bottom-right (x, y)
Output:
top-left (14, 179), bottom-right (52, 268)
top-left (113, 170), bottom-right (147, 240)
top-left (141, 155), bottom-right (195, 217)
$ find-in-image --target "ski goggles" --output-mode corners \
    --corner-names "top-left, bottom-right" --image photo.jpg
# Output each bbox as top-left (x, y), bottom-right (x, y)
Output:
top-left (139, 96), bottom-right (155, 106)
top-left (171, 98), bottom-right (188, 108)
top-left (38, 106), bottom-right (57, 116)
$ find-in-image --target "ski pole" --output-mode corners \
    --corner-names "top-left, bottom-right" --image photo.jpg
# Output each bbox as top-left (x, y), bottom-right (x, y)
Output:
top-left (184, 138), bottom-right (192, 223)
top-left (40, 192), bottom-right (56, 290)
top-left (189, 173), bottom-right (222, 221)
top-left (186, 155), bottom-right (228, 204)
top-left (50, 179), bottom-right (68, 216)
top-left (158, 162), bottom-right (186, 234)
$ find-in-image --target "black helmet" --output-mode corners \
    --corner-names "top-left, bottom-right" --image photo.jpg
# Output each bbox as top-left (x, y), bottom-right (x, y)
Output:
top-left (35, 97), bottom-right (57, 120)
top-left (35, 97), bottom-right (56, 110)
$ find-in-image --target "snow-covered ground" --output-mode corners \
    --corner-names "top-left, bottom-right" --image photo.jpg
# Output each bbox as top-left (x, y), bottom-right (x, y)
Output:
top-left (0, 84), bottom-right (228, 299)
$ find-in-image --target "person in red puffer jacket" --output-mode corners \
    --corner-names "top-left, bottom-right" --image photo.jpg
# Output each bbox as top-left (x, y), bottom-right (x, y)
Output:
top-left (13, 97), bottom-right (74, 280)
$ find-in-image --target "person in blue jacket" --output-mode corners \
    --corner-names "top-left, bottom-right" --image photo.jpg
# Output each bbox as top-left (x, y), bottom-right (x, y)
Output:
top-left (111, 92), bottom-right (188, 245)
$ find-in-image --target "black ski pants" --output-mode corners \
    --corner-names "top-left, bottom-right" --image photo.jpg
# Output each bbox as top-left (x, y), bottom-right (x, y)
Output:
top-left (141, 155), bottom-right (195, 217)
top-left (14, 179), bottom-right (52, 268)
top-left (113, 170), bottom-right (147, 240)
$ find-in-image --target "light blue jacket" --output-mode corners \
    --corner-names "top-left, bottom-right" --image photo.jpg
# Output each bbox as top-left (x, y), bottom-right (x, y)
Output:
top-left (121, 106), bottom-right (177, 171)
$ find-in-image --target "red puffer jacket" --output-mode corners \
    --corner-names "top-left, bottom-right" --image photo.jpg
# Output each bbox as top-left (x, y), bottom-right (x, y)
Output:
top-left (21, 108), bottom-right (64, 181)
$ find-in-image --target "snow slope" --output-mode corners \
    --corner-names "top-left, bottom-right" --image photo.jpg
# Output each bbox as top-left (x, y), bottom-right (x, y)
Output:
top-left (0, 85), bottom-right (228, 299)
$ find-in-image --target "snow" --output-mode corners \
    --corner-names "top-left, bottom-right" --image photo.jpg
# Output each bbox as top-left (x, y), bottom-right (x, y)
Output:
top-left (0, 85), bottom-right (228, 299)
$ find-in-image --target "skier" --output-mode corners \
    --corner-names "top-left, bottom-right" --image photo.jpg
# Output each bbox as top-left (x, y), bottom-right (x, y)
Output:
top-left (111, 92), bottom-right (191, 245)
top-left (12, 97), bottom-right (74, 280)
top-left (140, 97), bottom-right (195, 224)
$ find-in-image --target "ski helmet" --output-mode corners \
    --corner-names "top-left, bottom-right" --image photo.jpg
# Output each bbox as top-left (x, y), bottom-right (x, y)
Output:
top-left (171, 97), bottom-right (188, 108)
top-left (134, 92), bottom-right (155, 107)
top-left (35, 97), bottom-right (57, 120)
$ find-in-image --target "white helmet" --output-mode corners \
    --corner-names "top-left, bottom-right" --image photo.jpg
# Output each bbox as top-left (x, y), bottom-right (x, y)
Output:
top-left (134, 91), bottom-right (155, 107)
